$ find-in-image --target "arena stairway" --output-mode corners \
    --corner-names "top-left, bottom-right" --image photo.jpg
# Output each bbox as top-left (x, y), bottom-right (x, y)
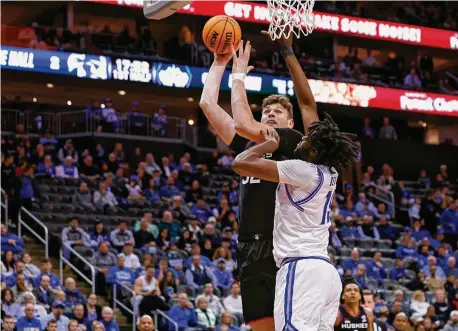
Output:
top-left (24, 241), bottom-right (133, 331)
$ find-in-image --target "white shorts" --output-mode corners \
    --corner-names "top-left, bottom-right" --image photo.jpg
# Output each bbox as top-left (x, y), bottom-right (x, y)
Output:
top-left (274, 257), bottom-right (342, 331)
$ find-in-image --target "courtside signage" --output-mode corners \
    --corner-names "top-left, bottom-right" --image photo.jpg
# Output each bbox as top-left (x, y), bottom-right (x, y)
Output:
top-left (87, 0), bottom-right (457, 51)
top-left (1, 46), bottom-right (457, 116)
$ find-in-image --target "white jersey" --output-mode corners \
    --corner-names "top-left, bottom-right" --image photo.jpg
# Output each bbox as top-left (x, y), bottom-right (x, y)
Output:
top-left (274, 159), bottom-right (338, 267)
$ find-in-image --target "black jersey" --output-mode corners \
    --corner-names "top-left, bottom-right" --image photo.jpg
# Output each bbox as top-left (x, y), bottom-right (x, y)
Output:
top-left (335, 305), bottom-right (370, 331)
top-left (229, 128), bottom-right (303, 238)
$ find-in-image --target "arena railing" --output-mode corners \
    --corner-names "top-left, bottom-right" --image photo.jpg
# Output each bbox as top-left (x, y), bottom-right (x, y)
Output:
top-left (365, 183), bottom-right (396, 219)
top-left (154, 309), bottom-right (178, 331)
top-left (1, 189), bottom-right (8, 230)
top-left (113, 281), bottom-right (137, 331)
top-left (18, 206), bottom-right (49, 258)
top-left (59, 244), bottom-right (96, 293)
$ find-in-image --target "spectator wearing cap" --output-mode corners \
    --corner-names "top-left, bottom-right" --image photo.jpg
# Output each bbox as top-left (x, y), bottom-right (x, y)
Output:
top-left (443, 310), bottom-right (458, 331)
top-left (100, 98), bottom-right (119, 133)
top-left (213, 258), bottom-right (234, 293)
top-left (185, 254), bottom-right (218, 291)
top-left (17, 303), bottom-right (43, 331)
top-left (42, 301), bottom-right (69, 331)
top-left (119, 243), bottom-right (141, 272)
top-left (343, 248), bottom-right (363, 275)
top-left (62, 217), bottom-right (90, 260)
top-left (395, 233), bottom-right (417, 260)
top-left (58, 139), bottom-right (78, 165)
top-left (63, 277), bottom-right (86, 308)
top-left (440, 200), bottom-right (458, 234)
top-left (213, 247), bottom-right (235, 272)
top-left (431, 229), bottom-right (446, 250)
top-left (152, 105), bottom-right (168, 137)
top-left (106, 255), bottom-right (136, 297)
top-left (1, 223), bottom-right (24, 255)
top-left (110, 220), bottom-right (135, 252)
top-left (191, 198), bottom-right (212, 223)
top-left (91, 241), bottom-right (116, 296)
top-left (160, 176), bottom-right (181, 198)
top-left (36, 155), bottom-right (56, 176)
top-left (128, 101), bottom-right (146, 135)
top-left (56, 156), bottom-right (79, 179)
top-left (79, 155), bottom-right (102, 181)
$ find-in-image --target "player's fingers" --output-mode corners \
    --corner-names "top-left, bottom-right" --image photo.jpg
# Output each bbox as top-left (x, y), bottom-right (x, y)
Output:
top-left (261, 30), bottom-right (269, 36)
top-left (247, 66), bottom-right (255, 74)
top-left (231, 45), bottom-right (237, 57)
top-left (244, 41), bottom-right (251, 58)
top-left (238, 40), bottom-right (244, 57)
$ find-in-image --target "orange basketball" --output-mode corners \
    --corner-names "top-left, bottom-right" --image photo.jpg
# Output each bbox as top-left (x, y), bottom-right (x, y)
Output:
top-left (202, 15), bottom-right (241, 55)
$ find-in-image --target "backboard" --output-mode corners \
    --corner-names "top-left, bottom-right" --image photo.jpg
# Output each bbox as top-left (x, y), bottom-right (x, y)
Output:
top-left (143, 0), bottom-right (192, 20)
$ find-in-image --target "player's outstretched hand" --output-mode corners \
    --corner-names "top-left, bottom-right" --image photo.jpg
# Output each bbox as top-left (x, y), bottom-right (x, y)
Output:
top-left (262, 127), bottom-right (280, 151)
top-left (231, 40), bottom-right (255, 75)
top-left (213, 51), bottom-right (233, 67)
top-left (261, 29), bottom-right (292, 47)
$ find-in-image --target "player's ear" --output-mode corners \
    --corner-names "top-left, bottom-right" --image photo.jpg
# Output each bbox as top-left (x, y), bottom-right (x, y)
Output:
top-left (287, 119), bottom-right (294, 128)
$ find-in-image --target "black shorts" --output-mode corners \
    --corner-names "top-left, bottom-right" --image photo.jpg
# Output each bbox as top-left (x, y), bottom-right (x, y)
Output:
top-left (237, 238), bottom-right (278, 323)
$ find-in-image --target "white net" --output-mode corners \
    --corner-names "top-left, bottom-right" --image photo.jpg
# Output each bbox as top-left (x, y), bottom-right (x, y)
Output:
top-left (267, 0), bottom-right (316, 40)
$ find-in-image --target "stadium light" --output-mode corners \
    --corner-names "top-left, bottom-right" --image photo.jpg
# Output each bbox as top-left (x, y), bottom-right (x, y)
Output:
top-left (118, 90), bottom-right (126, 96)
top-left (187, 97), bottom-right (194, 102)
top-left (67, 101), bottom-right (72, 106)
top-left (101, 104), bottom-right (106, 109)
top-left (188, 119), bottom-right (195, 126)
top-left (32, 97), bottom-right (37, 102)
top-left (46, 83), bottom-right (54, 88)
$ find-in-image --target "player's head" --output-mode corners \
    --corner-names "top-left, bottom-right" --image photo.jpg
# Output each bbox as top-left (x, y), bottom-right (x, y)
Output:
top-left (294, 113), bottom-right (359, 172)
top-left (261, 95), bottom-right (294, 129)
top-left (362, 289), bottom-right (375, 311)
top-left (341, 278), bottom-right (365, 305)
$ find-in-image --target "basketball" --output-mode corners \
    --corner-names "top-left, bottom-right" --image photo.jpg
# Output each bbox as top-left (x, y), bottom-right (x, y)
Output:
top-left (202, 15), bottom-right (241, 55)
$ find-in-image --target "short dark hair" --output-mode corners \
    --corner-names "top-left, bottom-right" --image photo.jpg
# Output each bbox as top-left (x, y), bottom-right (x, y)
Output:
top-left (47, 319), bottom-right (57, 326)
top-left (341, 277), bottom-right (365, 304)
top-left (262, 95), bottom-right (293, 119)
top-left (3, 315), bottom-right (14, 321)
top-left (300, 113), bottom-right (359, 173)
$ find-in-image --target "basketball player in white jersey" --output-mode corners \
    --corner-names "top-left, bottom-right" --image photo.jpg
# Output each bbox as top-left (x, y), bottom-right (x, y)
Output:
top-left (232, 114), bottom-right (359, 331)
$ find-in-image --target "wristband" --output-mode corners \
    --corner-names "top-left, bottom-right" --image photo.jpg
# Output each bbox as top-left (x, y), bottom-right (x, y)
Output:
top-left (280, 45), bottom-right (294, 58)
top-left (232, 73), bottom-right (246, 82)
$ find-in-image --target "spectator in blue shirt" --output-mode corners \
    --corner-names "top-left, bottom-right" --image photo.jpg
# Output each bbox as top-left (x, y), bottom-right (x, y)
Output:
top-left (19, 166), bottom-right (36, 204)
top-left (34, 259), bottom-right (62, 289)
top-left (418, 170), bottom-right (431, 189)
top-left (1, 224), bottom-right (24, 254)
top-left (423, 255), bottom-right (446, 280)
top-left (168, 293), bottom-right (198, 331)
top-left (343, 248), bottom-right (363, 275)
top-left (362, 117), bottom-right (375, 139)
top-left (355, 193), bottom-right (377, 216)
top-left (159, 176), bottom-right (181, 198)
top-left (354, 264), bottom-right (368, 289)
top-left (36, 155), bottom-right (56, 176)
top-left (367, 251), bottom-right (387, 281)
top-left (390, 259), bottom-right (408, 282)
top-left (39, 129), bottom-right (58, 150)
top-left (63, 277), bottom-right (86, 308)
top-left (440, 200), bottom-right (458, 233)
top-left (17, 303), bottom-right (43, 331)
top-left (152, 105), bottom-right (168, 137)
top-left (340, 200), bottom-right (356, 219)
top-left (375, 203), bottom-right (391, 220)
top-left (191, 198), bottom-right (213, 223)
top-left (404, 68), bottom-right (422, 89)
top-left (213, 259), bottom-right (234, 292)
top-left (437, 246), bottom-right (452, 271)
top-left (395, 235), bottom-right (417, 260)
top-left (417, 245), bottom-right (431, 270)
top-left (101, 307), bottom-right (120, 331)
top-left (377, 217), bottom-right (396, 241)
top-left (445, 256), bottom-right (458, 278)
top-left (359, 201), bottom-right (376, 218)
top-left (144, 179), bottom-right (161, 203)
top-left (411, 219), bottom-right (432, 242)
top-left (339, 218), bottom-right (361, 240)
top-left (431, 229), bottom-right (445, 249)
top-left (106, 255), bottom-right (136, 296)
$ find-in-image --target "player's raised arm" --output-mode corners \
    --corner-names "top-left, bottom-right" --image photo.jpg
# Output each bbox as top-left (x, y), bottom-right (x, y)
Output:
top-left (199, 53), bottom-right (236, 145)
top-left (262, 31), bottom-right (318, 133)
top-left (231, 41), bottom-right (270, 143)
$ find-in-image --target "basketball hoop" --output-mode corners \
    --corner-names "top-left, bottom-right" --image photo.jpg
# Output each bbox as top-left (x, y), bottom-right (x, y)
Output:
top-left (267, 0), bottom-right (316, 40)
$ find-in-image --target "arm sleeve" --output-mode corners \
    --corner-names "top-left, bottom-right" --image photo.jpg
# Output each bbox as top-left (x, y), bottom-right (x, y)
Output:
top-left (277, 159), bottom-right (317, 188)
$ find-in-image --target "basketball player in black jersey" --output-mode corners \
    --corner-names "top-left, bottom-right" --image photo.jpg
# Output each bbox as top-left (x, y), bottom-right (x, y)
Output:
top-left (335, 278), bottom-right (374, 331)
top-left (200, 33), bottom-right (317, 330)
